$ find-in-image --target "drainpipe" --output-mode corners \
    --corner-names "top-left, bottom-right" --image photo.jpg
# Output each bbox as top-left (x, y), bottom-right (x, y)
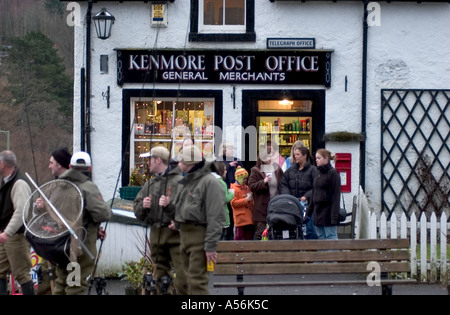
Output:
top-left (84, 0), bottom-right (93, 154)
top-left (360, 0), bottom-right (369, 191)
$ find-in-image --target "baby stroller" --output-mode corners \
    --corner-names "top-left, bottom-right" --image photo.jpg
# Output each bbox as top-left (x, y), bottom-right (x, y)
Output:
top-left (266, 194), bottom-right (303, 240)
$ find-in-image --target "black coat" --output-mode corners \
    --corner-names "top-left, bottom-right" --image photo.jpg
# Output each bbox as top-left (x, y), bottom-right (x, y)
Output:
top-left (280, 162), bottom-right (319, 202)
top-left (307, 163), bottom-right (341, 226)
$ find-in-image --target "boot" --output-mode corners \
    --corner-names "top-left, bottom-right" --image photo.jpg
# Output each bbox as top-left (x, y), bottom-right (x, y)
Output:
top-left (0, 279), bottom-right (7, 295)
top-left (20, 280), bottom-right (35, 295)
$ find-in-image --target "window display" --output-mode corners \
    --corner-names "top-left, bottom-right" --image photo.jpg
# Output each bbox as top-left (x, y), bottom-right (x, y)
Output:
top-left (132, 98), bottom-right (215, 171)
top-left (257, 100), bottom-right (313, 158)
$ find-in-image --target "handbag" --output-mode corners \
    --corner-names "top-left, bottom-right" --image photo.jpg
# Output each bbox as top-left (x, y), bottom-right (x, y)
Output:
top-left (339, 194), bottom-right (347, 222)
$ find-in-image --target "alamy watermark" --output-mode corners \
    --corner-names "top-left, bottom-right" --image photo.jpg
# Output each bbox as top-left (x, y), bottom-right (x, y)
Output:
top-left (366, 262), bottom-right (382, 287)
top-left (367, 2), bottom-right (381, 27)
top-left (66, 262), bottom-right (81, 287)
top-left (66, 2), bottom-right (82, 27)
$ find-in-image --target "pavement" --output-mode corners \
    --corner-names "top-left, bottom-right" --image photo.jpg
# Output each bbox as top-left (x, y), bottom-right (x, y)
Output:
top-left (99, 274), bottom-right (448, 296)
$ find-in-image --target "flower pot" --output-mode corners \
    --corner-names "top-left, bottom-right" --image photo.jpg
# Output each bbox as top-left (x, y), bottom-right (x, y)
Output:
top-left (124, 286), bottom-right (139, 295)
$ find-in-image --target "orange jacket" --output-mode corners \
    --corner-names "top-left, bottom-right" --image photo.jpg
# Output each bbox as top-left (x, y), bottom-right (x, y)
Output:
top-left (230, 183), bottom-right (254, 227)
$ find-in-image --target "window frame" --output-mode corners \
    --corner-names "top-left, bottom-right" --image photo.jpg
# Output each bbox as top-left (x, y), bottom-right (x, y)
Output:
top-left (199, 0), bottom-right (246, 33)
top-left (190, 0), bottom-right (255, 42)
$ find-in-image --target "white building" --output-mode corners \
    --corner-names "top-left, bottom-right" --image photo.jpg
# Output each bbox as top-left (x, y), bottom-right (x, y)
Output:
top-left (67, 0), bottom-right (449, 218)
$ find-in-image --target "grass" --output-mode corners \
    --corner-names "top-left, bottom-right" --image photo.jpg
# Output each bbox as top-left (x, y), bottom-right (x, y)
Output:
top-left (416, 243), bottom-right (450, 260)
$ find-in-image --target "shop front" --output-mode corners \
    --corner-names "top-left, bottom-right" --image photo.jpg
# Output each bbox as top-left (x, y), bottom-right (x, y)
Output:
top-left (117, 49), bottom-right (332, 184)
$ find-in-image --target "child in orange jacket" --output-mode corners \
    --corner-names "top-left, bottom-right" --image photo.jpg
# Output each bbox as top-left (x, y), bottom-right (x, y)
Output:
top-left (230, 167), bottom-right (255, 240)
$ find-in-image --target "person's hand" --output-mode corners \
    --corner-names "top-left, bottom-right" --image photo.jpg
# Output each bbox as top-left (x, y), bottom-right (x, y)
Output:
top-left (159, 187), bottom-right (171, 208)
top-left (143, 196), bottom-right (152, 208)
top-left (168, 220), bottom-right (178, 231)
top-left (206, 251), bottom-right (217, 264)
top-left (230, 161), bottom-right (239, 168)
top-left (35, 197), bottom-right (44, 209)
top-left (264, 173), bottom-right (272, 183)
top-left (0, 232), bottom-right (10, 244)
top-left (98, 227), bottom-right (107, 241)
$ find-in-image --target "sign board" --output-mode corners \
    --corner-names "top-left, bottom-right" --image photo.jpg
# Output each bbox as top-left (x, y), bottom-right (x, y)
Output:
top-left (267, 38), bottom-right (315, 49)
top-left (117, 49), bottom-right (332, 87)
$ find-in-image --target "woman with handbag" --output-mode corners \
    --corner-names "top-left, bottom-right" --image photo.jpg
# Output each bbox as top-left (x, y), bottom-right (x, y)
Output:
top-left (306, 149), bottom-right (341, 240)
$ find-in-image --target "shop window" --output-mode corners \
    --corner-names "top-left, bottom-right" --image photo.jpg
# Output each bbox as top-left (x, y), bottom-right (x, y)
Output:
top-left (132, 98), bottom-right (215, 172)
top-left (257, 100), bottom-right (313, 159)
top-left (190, 0), bottom-right (255, 42)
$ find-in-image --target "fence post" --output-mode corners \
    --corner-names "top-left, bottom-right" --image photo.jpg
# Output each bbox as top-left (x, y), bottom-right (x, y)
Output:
top-left (430, 213), bottom-right (437, 283)
top-left (410, 212), bottom-right (417, 280)
top-left (380, 212), bottom-right (387, 239)
top-left (369, 212), bottom-right (377, 239)
top-left (391, 212), bottom-right (398, 239)
top-left (420, 213), bottom-right (427, 283)
top-left (400, 212), bottom-right (407, 239)
top-left (441, 213), bottom-right (448, 283)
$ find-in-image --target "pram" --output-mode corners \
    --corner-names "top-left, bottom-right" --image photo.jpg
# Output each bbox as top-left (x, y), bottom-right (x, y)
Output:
top-left (266, 194), bottom-right (303, 240)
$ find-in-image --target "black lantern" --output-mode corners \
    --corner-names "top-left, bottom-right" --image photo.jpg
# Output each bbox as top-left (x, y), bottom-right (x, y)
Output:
top-left (93, 8), bottom-right (115, 40)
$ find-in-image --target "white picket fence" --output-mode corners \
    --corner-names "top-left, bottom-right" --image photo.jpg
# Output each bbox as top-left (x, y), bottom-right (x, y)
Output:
top-left (368, 211), bottom-right (449, 284)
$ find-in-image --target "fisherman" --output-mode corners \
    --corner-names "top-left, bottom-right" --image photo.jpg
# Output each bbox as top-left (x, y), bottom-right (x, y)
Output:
top-left (53, 151), bottom-right (111, 295)
top-left (134, 146), bottom-right (188, 295)
top-left (0, 150), bottom-right (35, 295)
top-left (171, 145), bottom-right (225, 295)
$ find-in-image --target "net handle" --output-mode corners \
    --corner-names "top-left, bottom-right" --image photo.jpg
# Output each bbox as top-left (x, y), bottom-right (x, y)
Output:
top-left (25, 172), bottom-right (95, 261)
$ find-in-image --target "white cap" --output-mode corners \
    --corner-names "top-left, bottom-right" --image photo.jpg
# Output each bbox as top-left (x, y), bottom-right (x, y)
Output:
top-left (70, 151), bottom-right (92, 167)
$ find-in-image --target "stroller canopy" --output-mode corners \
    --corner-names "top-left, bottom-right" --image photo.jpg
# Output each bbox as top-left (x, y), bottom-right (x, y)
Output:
top-left (267, 194), bottom-right (303, 227)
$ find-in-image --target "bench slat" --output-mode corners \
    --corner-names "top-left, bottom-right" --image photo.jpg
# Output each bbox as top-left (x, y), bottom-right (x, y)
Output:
top-left (213, 279), bottom-right (417, 288)
top-left (215, 262), bottom-right (410, 275)
top-left (217, 249), bottom-right (410, 264)
top-left (216, 239), bottom-right (410, 252)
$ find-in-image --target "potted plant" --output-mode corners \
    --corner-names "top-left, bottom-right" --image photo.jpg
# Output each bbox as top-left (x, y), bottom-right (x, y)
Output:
top-left (119, 166), bottom-right (150, 200)
top-left (121, 257), bottom-right (153, 295)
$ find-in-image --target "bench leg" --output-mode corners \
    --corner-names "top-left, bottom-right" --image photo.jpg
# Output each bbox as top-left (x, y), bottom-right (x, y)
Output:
top-left (381, 273), bottom-right (392, 295)
top-left (382, 284), bottom-right (393, 295)
top-left (237, 275), bottom-right (244, 295)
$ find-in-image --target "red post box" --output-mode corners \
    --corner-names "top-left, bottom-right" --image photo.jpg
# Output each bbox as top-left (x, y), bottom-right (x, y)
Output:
top-left (335, 153), bottom-right (351, 193)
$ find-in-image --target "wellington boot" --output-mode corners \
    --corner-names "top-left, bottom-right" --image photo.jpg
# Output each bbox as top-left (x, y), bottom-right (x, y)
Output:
top-left (20, 280), bottom-right (35, 295)
top-left (0, 279), bottom-right (7, 295)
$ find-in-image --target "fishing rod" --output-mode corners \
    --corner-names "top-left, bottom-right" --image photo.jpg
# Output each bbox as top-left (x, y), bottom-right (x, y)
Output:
top-left (87, 14), bottom-right (166, 295)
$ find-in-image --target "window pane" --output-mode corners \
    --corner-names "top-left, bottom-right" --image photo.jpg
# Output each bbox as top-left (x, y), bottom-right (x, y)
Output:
top-left (204, 0), bottom-right (223, 25)
top-left (132, 99), bottom-right (215, 172)
top-left (225, 0), bottom-right (244, 25)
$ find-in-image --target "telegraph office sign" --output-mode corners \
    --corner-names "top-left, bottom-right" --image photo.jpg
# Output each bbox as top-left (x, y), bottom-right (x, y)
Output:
top-left (117, 49), bottom-right (332, 87)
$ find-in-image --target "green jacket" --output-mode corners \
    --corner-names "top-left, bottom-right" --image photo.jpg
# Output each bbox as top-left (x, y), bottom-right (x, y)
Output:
top-left (212, 173), bottom-right (234, 228)
top-left (174, 161), bottom-right (226, 252)
top-left (59, 169), bottom-right (111, 227)
top-left (133, 166), bottom-right (183, 226)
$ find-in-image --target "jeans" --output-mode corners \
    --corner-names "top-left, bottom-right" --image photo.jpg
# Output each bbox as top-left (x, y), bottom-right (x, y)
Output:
top-left (315, 225), bottom-right (338, 240)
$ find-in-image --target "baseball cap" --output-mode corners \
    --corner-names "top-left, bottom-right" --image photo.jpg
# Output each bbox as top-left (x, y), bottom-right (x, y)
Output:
top-left (70, 151), bottom-right (92, 167)
top-left (149, 146), bottom-right (170, 163)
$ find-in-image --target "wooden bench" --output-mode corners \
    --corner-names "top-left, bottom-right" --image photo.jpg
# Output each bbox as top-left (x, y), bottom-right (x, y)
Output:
top-left (214, 238), bottom-right (416, 295)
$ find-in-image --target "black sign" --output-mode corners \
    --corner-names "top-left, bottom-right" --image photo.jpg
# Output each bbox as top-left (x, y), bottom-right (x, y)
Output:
top-left (117, 49), bottom-right (332, 87)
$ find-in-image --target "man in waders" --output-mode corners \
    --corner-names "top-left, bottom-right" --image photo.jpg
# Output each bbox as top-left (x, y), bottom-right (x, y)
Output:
top-left (134, 146), bottom-right (188, 295)
top-left (0, 150), bottom-right (35, 295)
top-left (172, 145), bottom-right (225, 295)
top-left (54, 151), bottom-right (111, 295)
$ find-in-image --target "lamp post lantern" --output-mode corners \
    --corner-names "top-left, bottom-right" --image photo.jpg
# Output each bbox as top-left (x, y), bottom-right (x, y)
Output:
top-left (93, 8), bottom-right (115, 40)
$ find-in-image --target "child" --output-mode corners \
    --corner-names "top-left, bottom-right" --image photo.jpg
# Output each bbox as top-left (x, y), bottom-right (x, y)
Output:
top-left (213, 161), bottom-right (235, 240)
top-left (230, 167), bottom-right (255, 240)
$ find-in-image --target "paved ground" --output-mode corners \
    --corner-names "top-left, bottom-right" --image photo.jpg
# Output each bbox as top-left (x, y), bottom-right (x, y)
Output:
top-left (100, 274), bottom-right (448, 295)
